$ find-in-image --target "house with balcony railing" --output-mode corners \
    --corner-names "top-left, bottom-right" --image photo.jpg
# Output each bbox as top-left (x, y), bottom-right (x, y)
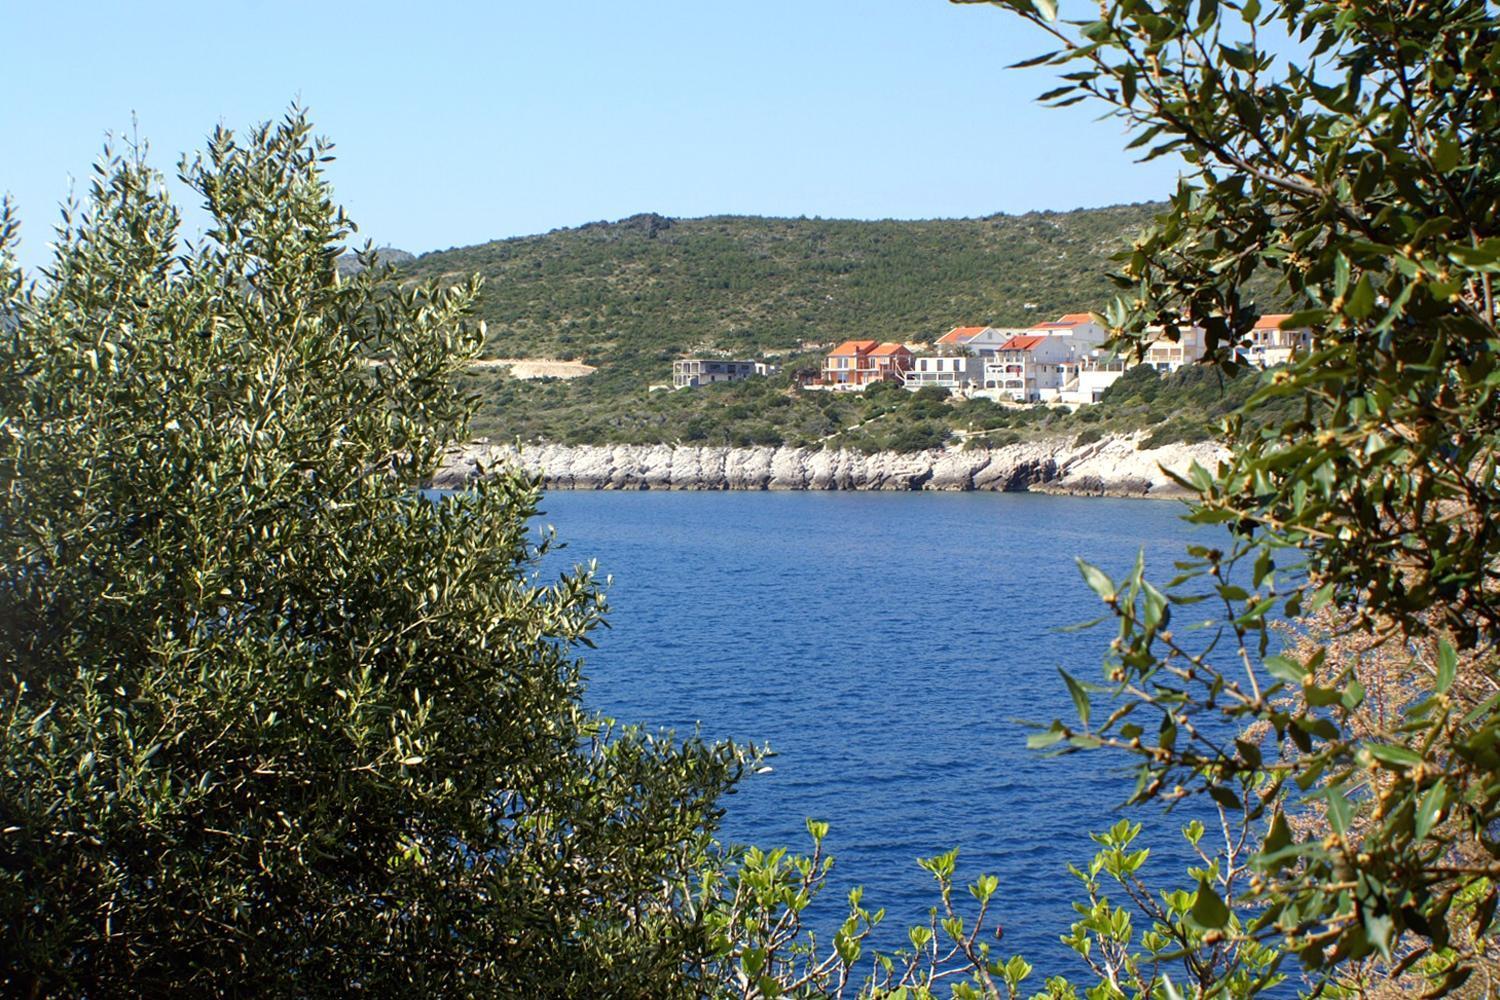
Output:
top-left (1245, 314), bottom-right (1311, 367)
top-left (982, 335), bottom-right (1079, 401)
top-left (821, 340), bottom-right (914, 388)
top-left (1057, 354), bottom-right (1130, 404)
top-left (672, 358), bottom-right (759, 388)
top-left (903, 354), bottom-right (986, 391)
top-left (1143, 326), bottom-right (1209, 372)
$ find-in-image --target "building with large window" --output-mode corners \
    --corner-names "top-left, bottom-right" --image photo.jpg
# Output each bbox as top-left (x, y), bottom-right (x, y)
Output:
top-left (903, 354), bottom-right (986, 391)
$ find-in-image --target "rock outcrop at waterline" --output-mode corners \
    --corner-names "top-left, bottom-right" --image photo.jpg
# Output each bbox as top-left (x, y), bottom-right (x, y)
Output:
top-left (433, 434), bottom-right (1227, 499)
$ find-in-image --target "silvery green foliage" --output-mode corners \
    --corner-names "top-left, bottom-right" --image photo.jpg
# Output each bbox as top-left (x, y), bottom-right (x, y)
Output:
top-left (0, 111), bottom-right (749, 997)
top-left (702, 817), bottom-right (1282, 1000)
top-left (960, 0), bottom-right (1500, 990)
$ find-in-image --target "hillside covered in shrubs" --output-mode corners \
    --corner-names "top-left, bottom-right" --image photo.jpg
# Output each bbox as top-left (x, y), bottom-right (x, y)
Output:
top-left (404, 206), bottom-right (1169, 381)
top-left (406, 205), bottom-right (1290, 451)
top-left (461, 362), bottom-right (1299, 453)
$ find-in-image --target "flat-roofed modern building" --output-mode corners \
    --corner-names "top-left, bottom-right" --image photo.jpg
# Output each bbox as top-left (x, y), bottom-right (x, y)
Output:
top-left (903, 354), bottom-right (986, 391)
top-left (672, 358), bottom-right (759, 388)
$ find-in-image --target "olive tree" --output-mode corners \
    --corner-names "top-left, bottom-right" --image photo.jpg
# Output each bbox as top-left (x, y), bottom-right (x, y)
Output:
top-left (0, 112), bottom-right (749, 997)
top-left (951, 0), bottom-right (1500, 992)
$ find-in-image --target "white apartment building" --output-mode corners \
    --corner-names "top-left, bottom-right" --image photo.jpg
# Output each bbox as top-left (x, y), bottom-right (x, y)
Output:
top-left (935, 325), bottom-right (1035, 358)
top-left (983, 335), bottom-right (1083, 401)
top-left (1057, 355), bottom-right (1130, 404)
top-left (1245, 314), bottom-right (1311, 367)
top-left (1143, 326), bottom-right (1209, 372)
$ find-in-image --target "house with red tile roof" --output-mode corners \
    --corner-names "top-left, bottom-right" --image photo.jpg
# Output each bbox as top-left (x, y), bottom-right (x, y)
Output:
top-left (936, 326), bottom-right (988, 347)
top-left (1245, 313), bottom-right (1311, 367)
top-left (905, 325), bottom-right (1033, 391)
top-left (934, 326), bottom-right (1030, 357)
top-left (1027, 312), bottom-right (1111, 347)
top-left (821, 340), bottom-right (914, 388)
top-left (984, 333), bottom-right (1099, 402)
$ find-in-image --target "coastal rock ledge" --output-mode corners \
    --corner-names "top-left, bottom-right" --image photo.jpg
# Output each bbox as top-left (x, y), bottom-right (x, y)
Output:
top-left (434, 434), bottom-right (1227, 499)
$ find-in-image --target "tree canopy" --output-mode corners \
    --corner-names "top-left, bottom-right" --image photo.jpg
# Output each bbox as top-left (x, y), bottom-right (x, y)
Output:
top-left (972, 0), bottom-right (1500, 991)
top-left (0, 112), bottom-right (750, 997)
top-left (710, 1), bottom-right (1500, 994)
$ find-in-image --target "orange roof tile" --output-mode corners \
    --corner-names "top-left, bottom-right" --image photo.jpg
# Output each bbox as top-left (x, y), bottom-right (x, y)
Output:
top-left (1253, 313), bottom-right (1294, 330)
top-left (937, 326), bottom-right (987, 345)
top-left (868, 342), bottom-right (911, 356)
top-left (999, 335), bottom-right (1048, 351)
top-left (828, 339), bottom-right (879, 356)
top-left (1052, 312), bottom-right (1097, 326)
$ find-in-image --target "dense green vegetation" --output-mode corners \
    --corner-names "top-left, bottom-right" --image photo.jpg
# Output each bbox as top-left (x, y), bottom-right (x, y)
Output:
top-left (0, 114), bottom-right (750, 997)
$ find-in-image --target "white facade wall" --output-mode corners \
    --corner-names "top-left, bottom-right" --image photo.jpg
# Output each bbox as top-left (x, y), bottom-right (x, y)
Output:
top-left (903, 355), bottom-right (986, 391)
top-left (1246, 326), bottom-right (1311, 368)
top-left (1049, 322), bottom-right (1112, 347)
top-left (1143, 327), bottom-right (1208, 372)
top-left (984, 337), bottom-right (1079, 402)
top-left (1060, 366), bottom-right (1127, 404)
top-left (1030, 321), bottom-right (1112, 349)
top-left (953, 327), bottom-right (1033, 357)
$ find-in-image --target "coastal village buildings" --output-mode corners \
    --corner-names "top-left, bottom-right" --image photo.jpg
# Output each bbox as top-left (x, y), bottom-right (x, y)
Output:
top-left (821, 340), bottom-right (914, 388)
top-left (973, 315), bottom-right (1115, 402)
top-left (902, 325), bottom-right (1031, 391)
top-left (674, 308), bottom-right (1311, 399)
top-left (822, 309), bottom-right (1302, 402)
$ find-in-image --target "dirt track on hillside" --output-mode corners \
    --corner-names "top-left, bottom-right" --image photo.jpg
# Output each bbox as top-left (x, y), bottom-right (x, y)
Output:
top-left (468, 358), bottom-right (596, 379)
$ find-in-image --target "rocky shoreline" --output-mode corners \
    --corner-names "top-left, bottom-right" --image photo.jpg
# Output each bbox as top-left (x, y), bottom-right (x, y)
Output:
top-left (434, 434), bottom-right (1225, 499)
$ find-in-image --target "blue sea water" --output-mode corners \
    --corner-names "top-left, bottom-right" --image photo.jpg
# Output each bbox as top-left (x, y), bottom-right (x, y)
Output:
top-left (536, 489), bottom-right (1220, 981)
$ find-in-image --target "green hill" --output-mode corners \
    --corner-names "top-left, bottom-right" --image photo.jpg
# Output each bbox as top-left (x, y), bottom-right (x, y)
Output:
top-left (401, 204), bottom-right (1292, 448)
top-left (405, 205), bottom-right (1164, 379)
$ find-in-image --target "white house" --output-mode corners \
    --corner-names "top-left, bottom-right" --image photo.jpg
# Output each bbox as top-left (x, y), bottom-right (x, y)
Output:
top-left (934, 326), bottom-right (1032, 358)
top-left (1245, 314), bottom-right (1311, 367)
top-left (1028, 313), bottom-right (1111, 348)
top-left (1057, 354), bottom-right (1130, 404)
top-left (983, 335), bottom-right (1083, 401)
top-left (1143, 326), bottom-right (1208, 372)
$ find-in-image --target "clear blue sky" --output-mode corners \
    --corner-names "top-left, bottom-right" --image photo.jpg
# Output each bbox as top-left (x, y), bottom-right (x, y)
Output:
top-left (5, 1), bottom-right (1182, 271)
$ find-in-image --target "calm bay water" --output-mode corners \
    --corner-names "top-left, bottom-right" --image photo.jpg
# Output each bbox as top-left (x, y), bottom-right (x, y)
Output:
top-left (537, 490), bottom-right (1214, 978)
